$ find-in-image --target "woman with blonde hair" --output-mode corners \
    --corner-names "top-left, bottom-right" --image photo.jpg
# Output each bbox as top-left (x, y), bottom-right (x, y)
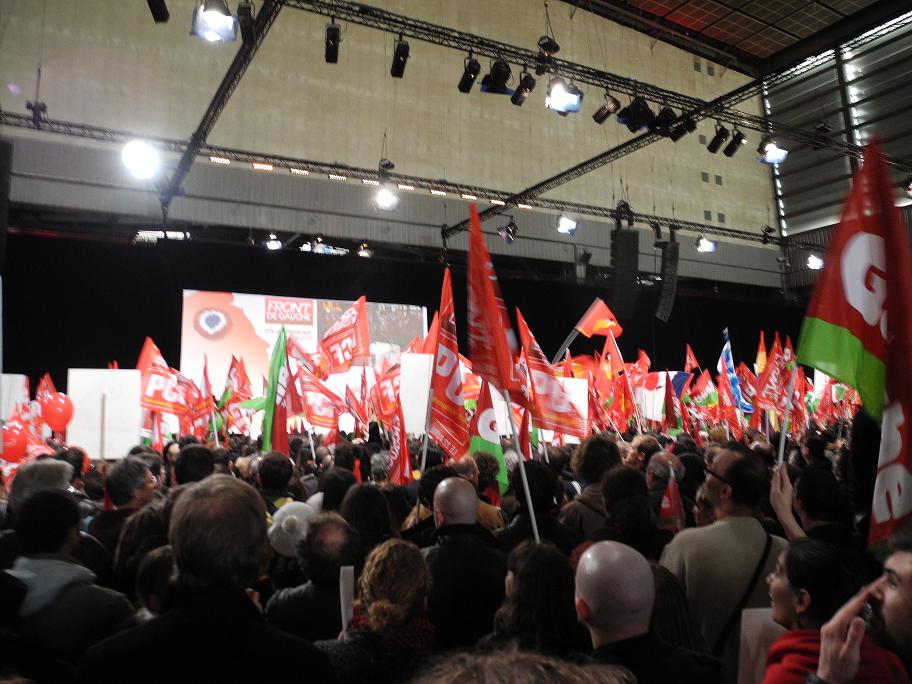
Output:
top-left (316, 538), bottom-right (434, 683)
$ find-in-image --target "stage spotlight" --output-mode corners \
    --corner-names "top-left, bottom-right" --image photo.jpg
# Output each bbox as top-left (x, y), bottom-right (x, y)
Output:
top-left (707, 124), bottom-right (730, 153)
top-left (649, 106), bottom-right (677, 136)
top-left (498, 217), bottom-right (518, 244)
top-left (121, 140), bottom-right (160, 180)
top-left (593, 92), bottom-right (621, 124)
top-left (375, 186), bottom-right (399, 211)
top-left (147, 0), bottom-right (169, 22)
top-left (807, 254), bottom-right (824, 270)
top-left (545, 77), bottom-right (583, 116)
top-left (723, 130), bottom-right (747, 157)
top-left (265, 233), bottom-right (282, 250)
top-left (357, 242), bottom-right (373, 257)
top-left (762, 225), bottom-right (775, 245)
top-left (238, 2), bottom-right (254, 45)
top-left (758, 136), bottom-right (789, 165)
top-left (458, 55), bottom-right (481, 93)
top-left (535, 35), bottom-right (559, 75)
top-left (616, 96), bottom-right (655, 133)
top-left (390, 35), bottom-right (409, 78)
top-left (903, 175), bottom-right (912, 198)
top-left (812, 120), bottom-right (833, 151)
top-left (557, 215), bottom-right (578, 236)
top-left (669, 116), bottom-right (697, 141)
top-left (511, 71), bottom-right (536, 106)
top-left (191, 0), bottom-right (236, 42)
top-left (325, 19), bottom-right (341, 63)
top-left (696, 236), bottom-right (716, 253)
top-left (481, 60), bottom-right (512, 94)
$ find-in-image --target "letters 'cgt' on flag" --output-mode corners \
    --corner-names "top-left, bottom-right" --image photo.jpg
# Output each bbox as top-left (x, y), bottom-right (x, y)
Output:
top-left (575, 297), bottom-right (623, 338)
top-left (318, 296), bottom-right (371, 375)
top-left (467, 204), bottom-right (523, 395)
top-left (516, 309), bottom-right (587, 438)
top-left (797, 141), bottom-right (912, 548)
top-left (429, 267), bottom-right (470, 462)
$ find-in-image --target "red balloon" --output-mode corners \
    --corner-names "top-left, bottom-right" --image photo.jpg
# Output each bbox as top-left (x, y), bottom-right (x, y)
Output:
top-left (42, 392), bottom-right (74, 432)
top-left (2, 421), bottom-right (27, 463)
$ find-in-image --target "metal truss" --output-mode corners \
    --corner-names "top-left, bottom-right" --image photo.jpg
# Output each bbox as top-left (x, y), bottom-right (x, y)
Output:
top-left (159, 0), bottom-right (283, 216)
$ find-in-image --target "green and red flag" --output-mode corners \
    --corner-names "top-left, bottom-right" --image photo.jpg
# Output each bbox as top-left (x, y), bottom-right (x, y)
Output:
top-left (468, 380), bottom-right (509, 494)
top-left (262, 327), bottom-right (299, 453)
top-left (797, 142), bottom-right (912, 547)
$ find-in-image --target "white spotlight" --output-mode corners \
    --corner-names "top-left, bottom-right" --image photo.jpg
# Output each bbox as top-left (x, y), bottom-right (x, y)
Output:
top-left (807, 254), bottom-right (824, 270)
top-left (557, 215), bottom-right (578, 236)
top-left (758, 136), bottom-right (789, 165)
top-left (357, 243), bottom-right (373, 257)
top-left (265, 233), bottom-right (282, 250)
top-left (375, 187), bottom-right (399, 211)
top-left (696, 236), bottom-right (716, 253)
top-left (121, 140), bottom-right (160, 180)
top-left (191, 0), bottom-right (237, 42)
top-left (545, 77), bottom-right (583, 115)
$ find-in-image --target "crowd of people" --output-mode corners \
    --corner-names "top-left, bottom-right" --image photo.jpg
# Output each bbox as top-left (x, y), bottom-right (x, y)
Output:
top-left (0, 415), bottom-right (910, 684)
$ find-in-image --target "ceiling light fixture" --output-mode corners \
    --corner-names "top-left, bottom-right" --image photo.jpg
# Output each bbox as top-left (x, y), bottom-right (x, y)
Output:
top-left (593, 91), bottom-right (622, 124)
top-left (545, 77), bottom-right (583, 115)
top-left (191, 0), bottom-right (236, 42)
top-left (325, 18), bottom-right (341, 63)
top-left (121, 140), bottom-right (160, 179)
top-left (707, 124), bottom-right (730, 153)
top-left (375, 186), bottom-right (399, 210)
top-left (458, 54), bottom-right (481, 93)
top-left (265, 233), bottom-right (282, 250)
top-left (557, 215), bottom-right (578, 236)
top-left (758, 136), bottom-right (789, 165)
top-left (807, 254), bottom-right (824, 270)
top-left (498, 217), bottom-right (518, 244)
top-left (669, 116), bottom-right (697, 141)
top-left (696, 236), bottom-right (716, 253)
top-left (357, 242), bottom-right (373, 257)
top-left (481, 60), bottom-right (512, 94)
top-left (390, 35), bottom-right (409, 78)
top-left (511, 70), bottom-right (536, 106)
top-left (147, 0), bottom-right (169, 23)
top-left (723, 130), bottom-right (747, 157)
top-left (617, 96), bottom-right (655, 132)
top-left (649, 106), bottom-right (677, 137)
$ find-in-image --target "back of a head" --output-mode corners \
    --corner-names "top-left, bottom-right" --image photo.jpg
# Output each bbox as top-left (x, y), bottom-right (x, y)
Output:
top-left (452, 456), bottom-right (479, 482)
top-left (472, 452), bottom-right (500, 493)
top-left (796, 469), bottom-right (844, 523)
top-left (419, 465), bottom-right (459, 508)
top-left (602, 466), bottom-right (648, 506)
top-left (16, 490), bottom-right (80, 555)
top-left (9, 459), bottom-right (73, 514)
top-left (723, 449), bottom-right (770, 510)
top-left (370, 451), bottom-right (390, 482)
top-left (360, 538), bottom-right (430, 633)
top-left (341, 484), bottom-right (396, 551)
top-left (785, 538), bottom-right (859, 625)
top-left (299, 512), bottom-right (363, 585)
top-left (318, 468), bottom-right (357, 512)
top-left (633, 436), bottom-right (662, 464)
top-left (55, 447), bottom-right (86, 483)
top-left (512, 461), bottom-right (558, 513)
top-left (804, 433), bottom-right (829, 464)
top-left (174, 445), bottom-right (215, 485)
top-left (106, 456), bottom-right (150, 507)
top-left (576, 541), bottom-right (654, 634)
top-left (333, 442), bottom-right (358, 472)
top-left (259, 451), bottom-right (293, 491)
top-left (434, 477), bottom-right (478, 526)
top-left (169, 475), bottom-right (266, 589)
top-left (571, 437), bottom-right (621, 485)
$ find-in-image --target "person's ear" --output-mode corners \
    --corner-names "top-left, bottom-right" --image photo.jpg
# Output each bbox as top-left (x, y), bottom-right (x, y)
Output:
top-left (795, 588), bottom-right (811, 616)
top-left (575, 597), bottom-right (591, 623)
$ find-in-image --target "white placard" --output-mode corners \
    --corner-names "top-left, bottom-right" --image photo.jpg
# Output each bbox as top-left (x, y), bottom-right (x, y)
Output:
top-left (67, 369), bottom-right (143, 461)
top-left (738, 608), bottom-right (786, 684)
top-left (1, 374), bottom-right (29, 420)
top-left (400, 353), bottom-right (433, 434)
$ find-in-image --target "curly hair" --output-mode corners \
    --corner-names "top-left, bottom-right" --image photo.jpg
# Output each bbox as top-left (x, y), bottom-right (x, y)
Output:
top-left (472, 452), bottom-right (501, 494)
top-left (359, 539), bottom-right (430, 633)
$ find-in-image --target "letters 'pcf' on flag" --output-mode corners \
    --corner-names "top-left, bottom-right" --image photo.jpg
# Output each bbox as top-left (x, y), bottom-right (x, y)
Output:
top-left (429, 267), bottom-right (469, 462)
top-left (467, 205), bottom-right (522, 395)
top-left (797, 141), bottom-right (912, 548)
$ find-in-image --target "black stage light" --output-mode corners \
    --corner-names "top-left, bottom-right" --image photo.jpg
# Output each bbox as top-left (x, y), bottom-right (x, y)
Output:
top-left (458, 55), bottom-right (481, 93)
top-left (616, 96), bottom-right (655, 133)
top-left (511, 72), bottom-right (536, 106)
top-left (668, 116), bottom-right (697, 141)
top-left (481, 60), bottom-right (512, 94)
top-left (723, 130), bottom-right (747, 157)
top-left (707, 124), bottom-right (730, 153)
top-left (147, 0), bottom-right (169, 22)
top-left (649, 106), bottom-right (677, 136)
top-left (390, 35), bottom-right (409, 78)
top-left (593, 92), bottom-right (621, 124)
top-left (325, 20), bottom-right (341, 63)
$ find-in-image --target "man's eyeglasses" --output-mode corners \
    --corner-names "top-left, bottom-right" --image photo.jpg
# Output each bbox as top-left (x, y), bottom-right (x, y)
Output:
top-left (704, 464), bottom-right (734, 488)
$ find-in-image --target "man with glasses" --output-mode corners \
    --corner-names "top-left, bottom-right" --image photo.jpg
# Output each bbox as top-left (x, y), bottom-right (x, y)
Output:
top-left (660, 444), bottom-right (787, 683)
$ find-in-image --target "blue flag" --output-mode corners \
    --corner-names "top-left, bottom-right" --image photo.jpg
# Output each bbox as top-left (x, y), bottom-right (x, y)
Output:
top-left (717, 328), bottom-right (753, 414)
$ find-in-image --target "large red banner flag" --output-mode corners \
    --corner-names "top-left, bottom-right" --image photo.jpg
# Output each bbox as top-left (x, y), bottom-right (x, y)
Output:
top-left (755, 333), bottom-right (784, 412)
top-left (388, 397), bottom-right (412, 484)
top-left (318, 296), bottom-right (371, 375)
top-left (575, 297), bottom-right (623, 338)
top-left (797, 142), bottom-right (912, 548)
top-left (467, 204), bottom-right (522, 394)
top-left (516, 309), bottom-right (586, 438)
top-left (429, 267), bottom-right (469, 462)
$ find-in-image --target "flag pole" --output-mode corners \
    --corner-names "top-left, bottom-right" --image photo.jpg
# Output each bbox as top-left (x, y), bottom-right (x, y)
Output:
top-left (777, 367), bottom-right (799, 467)
top-left (501, 388), bottom-right (540, 543)
top-left (419, 388), bottom-right (434, 472)
top-left (550, 329), bottom-right (580, 366)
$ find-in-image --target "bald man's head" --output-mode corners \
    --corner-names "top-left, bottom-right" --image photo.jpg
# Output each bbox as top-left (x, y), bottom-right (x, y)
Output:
top-left (452, 455), bottom-right (480, 490)
top-left (575, 541), bottom-right (654, 645)
top-left (433, 477), bottom-right (478, 527)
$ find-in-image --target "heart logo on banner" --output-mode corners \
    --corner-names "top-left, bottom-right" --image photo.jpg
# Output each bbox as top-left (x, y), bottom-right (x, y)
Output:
top-left (194, 308), bottom-right (231, 340)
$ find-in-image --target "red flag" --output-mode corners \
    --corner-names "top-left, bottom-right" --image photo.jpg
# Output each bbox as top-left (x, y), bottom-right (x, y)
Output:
top-left (755, 333), bottom-right (785, 412)
top-left (107, 360), bottom-right (119, 370)
top-left (323, 412), bottom-right (341, 448)
top-left (222, 356), bottom-right (253, 434)
top-left (575, 298), bottom-right (623, 338)
top-left (717, 369), bottom-right (742, 440)
top-left (662, 371), bottom-right (681, 432)
top-left (318, 296), bottom-right (371, 375)
top-left (345, 385), bottom-right (368, 429)
top-left (658, 463), bottom-right (686, 533)
top-left (429, 268), bottom-right (469, 462)
top-left (563, 351), bottom-right (574, 378)
top-left (517, 309), bottom-right (586, 438)
top-left (814, 378), bottom-right (837, 427)
top-left (518, 408), bottom-right (533, 461)
top-left (36, 373), bottom-right (56, 403)
top-left (298, 367), bottom-right (347, 429)
top-left (467, 204), bottom-right (522, 393)
top-left (775, 337), bottom-right (797, 412)
top-left (360, 366), bottom-right (372, 422)
top-left (735, 362), bottom-right (758, 409)
top-left (422, 311), bottom-right (440, 355)
top-left (190, 356), bottom-right (217, 440)
top-left (287, 335), bottom-right (326, 379)
top-left (684, 345), bottom-right (699, 373)
top-left (404, 336), bottom-right (423, 353)
top-left (388, 398), bottom-right (412, 484)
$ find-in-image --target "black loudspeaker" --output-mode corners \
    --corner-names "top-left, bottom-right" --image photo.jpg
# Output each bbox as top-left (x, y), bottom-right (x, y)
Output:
top-left (654, 240), bottom-right (680, 322)
top-left (610, 229), bottom-right (639, 318)
top-left (0, 139), bottom-right (10, 276)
